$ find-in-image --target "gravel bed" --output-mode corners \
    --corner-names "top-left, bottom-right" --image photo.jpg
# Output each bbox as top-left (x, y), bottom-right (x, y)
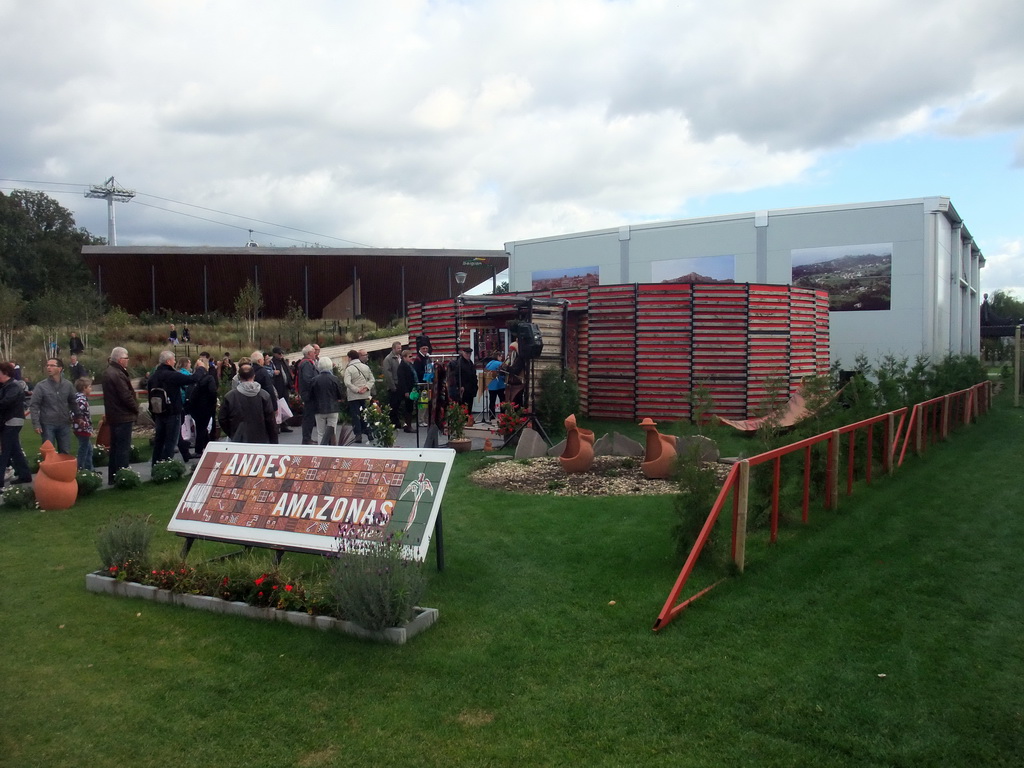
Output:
top-left (470, 455), bottom-right (681, 497)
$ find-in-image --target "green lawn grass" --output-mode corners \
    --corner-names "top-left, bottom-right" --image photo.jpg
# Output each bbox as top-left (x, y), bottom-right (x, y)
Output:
top-left (2, 398), bottom-right (1022, 767)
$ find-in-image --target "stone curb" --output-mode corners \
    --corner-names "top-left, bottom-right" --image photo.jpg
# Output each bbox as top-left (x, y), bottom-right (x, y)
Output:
top-left (85, 572), bottom-right (438, 645)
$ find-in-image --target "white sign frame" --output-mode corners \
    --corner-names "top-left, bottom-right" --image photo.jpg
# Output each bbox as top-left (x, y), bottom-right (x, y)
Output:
top-left (167, 442), bottom-right (456, 561)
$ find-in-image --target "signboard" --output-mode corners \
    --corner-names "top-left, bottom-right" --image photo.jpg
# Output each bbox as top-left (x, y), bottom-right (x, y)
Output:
top-left (167, 443), bottom-right (455, 561)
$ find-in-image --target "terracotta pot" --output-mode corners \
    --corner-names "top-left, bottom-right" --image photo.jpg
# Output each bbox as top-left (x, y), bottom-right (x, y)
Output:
top-left (35, 440), bottom-right (79, 510)
top-left (559, 414), bottom-right (596, 473)
top-left (639, 418), bottom-right (678, 480)
top-left (448, 437), bottom-right (473, 453)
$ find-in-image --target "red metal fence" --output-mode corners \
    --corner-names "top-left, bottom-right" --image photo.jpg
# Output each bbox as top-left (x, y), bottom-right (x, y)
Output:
top-left (652, 380), bottom-right (993, 632)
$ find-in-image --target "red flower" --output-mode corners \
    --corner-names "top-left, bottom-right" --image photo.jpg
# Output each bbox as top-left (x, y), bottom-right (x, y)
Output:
top-left (254, 576), bottom-right (265, 586)
top-left (285, 584), bottom-right (294, 592)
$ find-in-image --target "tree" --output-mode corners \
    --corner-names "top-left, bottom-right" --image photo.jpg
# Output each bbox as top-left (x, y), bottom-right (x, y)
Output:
top-left (989, 290), bottom-right (1024, 323)
top-left (492, 281), bottom-right (510, 295)
top-left (64, 286), bottom-right (106, 350)
top-left (234, 280), bottom-right (263, 344)
top-left (0, 190), bottom-right (101, 299)
top-left (0, 282), bottom-right (25, 362)
top-left (279, 298), bottom-right (309, 349)
top-left (104, 306), bottom-right (134, 338)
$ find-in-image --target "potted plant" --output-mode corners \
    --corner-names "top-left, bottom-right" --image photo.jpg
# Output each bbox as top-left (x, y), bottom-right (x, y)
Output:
top-left (364, 400), bottom-right (395, 447)
top-left (445, 402), bottom-right (472, 452)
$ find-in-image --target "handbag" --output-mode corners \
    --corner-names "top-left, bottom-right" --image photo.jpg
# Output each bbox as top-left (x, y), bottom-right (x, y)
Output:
top-left (276, 396), bottom-right (293, 424)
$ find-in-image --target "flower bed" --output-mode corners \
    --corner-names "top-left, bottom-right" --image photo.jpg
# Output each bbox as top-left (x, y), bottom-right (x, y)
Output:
top-left (84, 571), bottom-right (438, 645)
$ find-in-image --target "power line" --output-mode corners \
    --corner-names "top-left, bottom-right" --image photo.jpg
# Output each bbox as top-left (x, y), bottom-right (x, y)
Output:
top-left (132, 200), bottom-right (323, 247)
top-left (136, 191), bottom-right (375, 247)
top-left (0, 177), bottom-right (375, 248)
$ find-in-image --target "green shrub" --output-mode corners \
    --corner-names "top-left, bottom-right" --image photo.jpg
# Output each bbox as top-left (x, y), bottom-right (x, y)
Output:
top-left (151, 459), bottom-right (187, 484)
top-left (328, 533), bottom-right (426, 630)
top-left (1, 484), bottom-right (36, 510)
top-left (535, 367), bottom-right (580, 439)
top-left (130, 442), bottom-right (147, 463)
top-left (76, 470), bottom-right (104, 496)
top-left (671, 448), bottom-right (728, 568)
top-left (92, 444), bottom-right (109, 467)
top-left (96, 514), bottom-right (153, 576)
top-left (112, 467), bottom-right (142, 490)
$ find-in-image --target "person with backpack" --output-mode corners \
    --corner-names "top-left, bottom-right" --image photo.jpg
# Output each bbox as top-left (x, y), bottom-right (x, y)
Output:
top-left (147, 350), bottom-right (193, 466)
top-left (218, 363), bottom-right (278, 444)
top-left (100, 347), bottom-right (139, 485)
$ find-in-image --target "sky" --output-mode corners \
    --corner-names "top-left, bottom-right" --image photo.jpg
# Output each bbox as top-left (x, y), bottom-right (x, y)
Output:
top-left (1, 0), bottom-right (1022, 294)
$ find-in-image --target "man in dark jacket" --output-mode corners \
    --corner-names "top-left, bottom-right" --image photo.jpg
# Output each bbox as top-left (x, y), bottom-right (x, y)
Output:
top-left (100, 346), bottom-right (140, 485)
top-left (219, 363), bottom-right (278, 444)
top-left (296, 344), bottom-right (319, 444)
top-left (0, 361), bottom-right (33, 488)
top-left (270, 347), bottom-right (293, 432)
top-left (68, 354), bottom-right (88, 382)
top-left (396, 350), bottom-right (419, 432)
top-left (451, 347), bottom-right (479, 410)
top-left (147, 350), bottom-right (193, 465)
top-left (249, 349), bottom-right (276, 398)
top-left (187, 358), bottom-right (218, 456)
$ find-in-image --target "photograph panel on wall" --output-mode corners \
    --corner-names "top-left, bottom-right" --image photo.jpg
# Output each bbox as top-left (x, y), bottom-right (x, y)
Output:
top-left (651, 254), bottom-right (736, 284)
top-left (791, 243), bottom-right (892, 311)
top-left (531, 265), bottom-right (599, 291)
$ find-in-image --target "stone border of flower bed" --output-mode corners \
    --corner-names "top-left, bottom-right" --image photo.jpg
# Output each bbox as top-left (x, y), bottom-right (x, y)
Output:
top-left (84, 572), bottom-right (438, 645)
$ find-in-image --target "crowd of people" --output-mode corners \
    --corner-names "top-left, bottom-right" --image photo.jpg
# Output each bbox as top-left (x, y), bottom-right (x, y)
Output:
top-left (1, 330), bottom-right (514, 492)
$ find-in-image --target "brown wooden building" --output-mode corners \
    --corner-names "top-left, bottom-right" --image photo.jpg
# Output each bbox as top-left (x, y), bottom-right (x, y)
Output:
top-left (82, 246), bottom-right (508, 325)
top-left (409, 282), bottom-right (830, 422)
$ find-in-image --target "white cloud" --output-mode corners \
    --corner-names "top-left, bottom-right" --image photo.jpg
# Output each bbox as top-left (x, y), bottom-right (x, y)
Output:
top-left (0, 0), bottom-right (1021, 282)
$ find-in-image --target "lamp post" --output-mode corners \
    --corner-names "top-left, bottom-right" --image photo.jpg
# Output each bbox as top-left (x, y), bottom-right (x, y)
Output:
top-left (453, 271), bottom-right (469, 418)
top-left (454, 272), bottom-right (467, 347)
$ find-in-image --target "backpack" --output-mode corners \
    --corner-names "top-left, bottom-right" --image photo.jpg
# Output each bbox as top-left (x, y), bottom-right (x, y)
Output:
top-left (294, 358), bottom-right (313, 394)
top-left (149, 387), bottom-right (170, 415)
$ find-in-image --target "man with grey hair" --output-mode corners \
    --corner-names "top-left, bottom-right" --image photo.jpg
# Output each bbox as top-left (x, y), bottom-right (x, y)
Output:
top-left (296, 343), bottom-right (319, 445)
top-left (249, 349), bottom-right (277, 406)
top-left (100, 346), bottom-right (139, 484)
top-left (147, 349), bottom-right (193, 465)
top-left (309, 356), bottom-right (344, 444)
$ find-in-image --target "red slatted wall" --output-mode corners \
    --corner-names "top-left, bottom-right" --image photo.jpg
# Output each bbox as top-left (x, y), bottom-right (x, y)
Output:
top-left (691, 284), bottom-right (749, 419)
top-left (789, 288), bottom-right (820, 385)
top-left (586, 284), bottom-right (638, 420)
top-left (637, 284), bottom-right (693, 420)
top-left (746, 285), bottom-right (792, 415)
top-left (815, 292), bottom-right (830, 371)
top-left (408, 283), bottom-right (831, 422)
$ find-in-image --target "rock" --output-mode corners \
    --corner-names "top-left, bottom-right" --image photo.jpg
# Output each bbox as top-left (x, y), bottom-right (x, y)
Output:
top-left (593, 432), bottom-right (643, 457)
top-left (514, 427), bottom-right (548, 459)
top-left (547, 438), bottom-right (567, 457)
top-left (676, 434), bottom-right (720, 463)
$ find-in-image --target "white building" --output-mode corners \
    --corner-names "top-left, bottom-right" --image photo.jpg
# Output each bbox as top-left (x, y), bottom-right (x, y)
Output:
top-left (505, 197), bottom-right (983, 366)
